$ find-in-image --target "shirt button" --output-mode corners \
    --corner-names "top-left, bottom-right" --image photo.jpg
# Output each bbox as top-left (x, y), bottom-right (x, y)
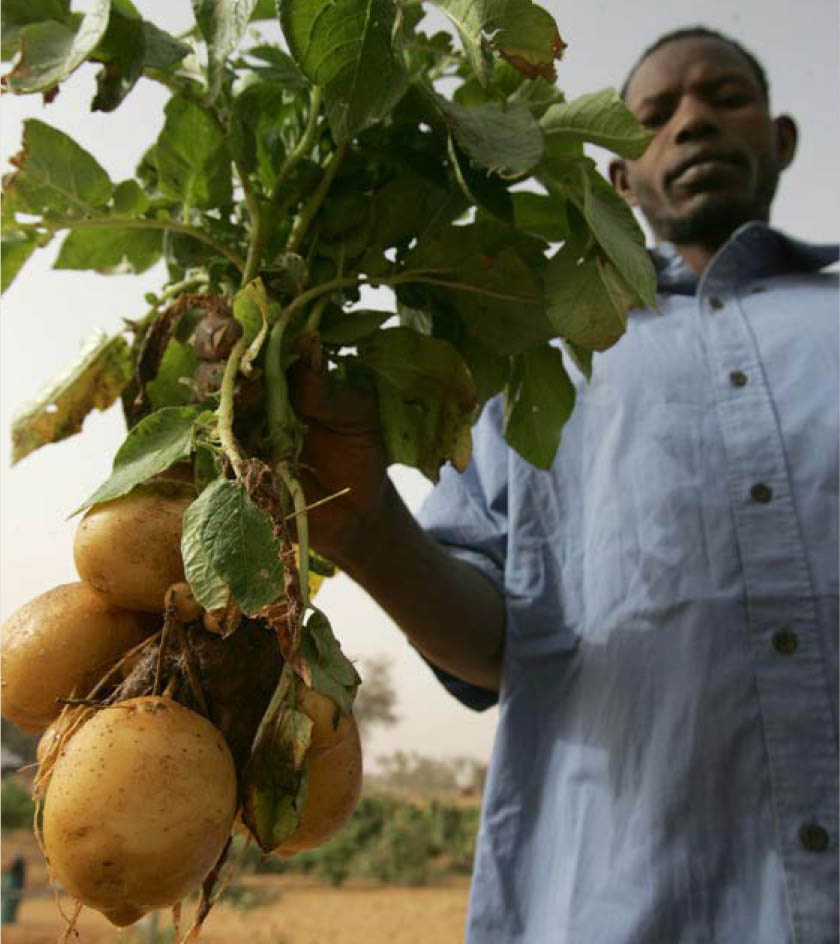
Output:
top-left (772, 628), bottom-right (798, 654)
top-left (799, 823), bottom-right (830, 853)
top-left (750, 483), bottom-right (773, 503)
top-left (708, 296), bottom-right (724, 310)
top-left (729, 370), bottom-right (748, 387)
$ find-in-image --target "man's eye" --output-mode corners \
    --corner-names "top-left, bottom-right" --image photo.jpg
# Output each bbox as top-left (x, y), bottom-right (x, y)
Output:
top-left (640, 112), bottom-right (667, 129)
top-left (716, 92), bottom-right (753, 108)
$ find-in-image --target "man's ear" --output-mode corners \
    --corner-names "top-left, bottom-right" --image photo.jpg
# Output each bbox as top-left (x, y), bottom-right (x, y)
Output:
top-left (609, 158), bottom-right (638, 206)
top-left (774, 115), bottom-right (797, 172)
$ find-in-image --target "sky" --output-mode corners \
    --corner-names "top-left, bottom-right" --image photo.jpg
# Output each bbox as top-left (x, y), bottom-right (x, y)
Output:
top-left (1, 0), bottom-right (837, 772)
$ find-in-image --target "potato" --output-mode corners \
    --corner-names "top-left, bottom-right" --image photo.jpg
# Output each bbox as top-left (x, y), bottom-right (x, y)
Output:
top-left (1, 583), bottom-right (148, 733)
top-left (74, 484), bottom-right (194, 612)
top-left (275, 686), bottom-right (362, 855)
top-left (42, 696), bottom-right (237, 927)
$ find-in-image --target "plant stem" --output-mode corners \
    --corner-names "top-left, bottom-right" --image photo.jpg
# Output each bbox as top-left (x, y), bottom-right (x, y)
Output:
top-left (218, 336), bottom-right (248, 473)
top-left (234, 143), bottom-right (267, 286)
top-left (275, 266), bottom-right (537, 327)
top-left (270, 86), bottom-right (323, 207)
top-left (400, 275), bottom-right (541, 306)
top-left (264, 315), bottom-right (291, 456)
top-left (237, 87), bottom-right (325, 286)
top-left (286, 140), bottom-right (348, 254)
top-left (40, 216), bottom-right (246, 272)
top-left (304, 294), bottom-right (330, 333)
top-left (276, 463), bottom-right (310, 612)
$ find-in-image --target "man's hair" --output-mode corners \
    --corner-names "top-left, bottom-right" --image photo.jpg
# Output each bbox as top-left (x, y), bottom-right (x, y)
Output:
top-left (621, 27), bottom-right (770, 104)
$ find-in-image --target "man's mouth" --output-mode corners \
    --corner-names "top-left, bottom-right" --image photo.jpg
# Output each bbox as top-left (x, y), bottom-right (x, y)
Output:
top-left (667, 151), bottom-right (744, 187)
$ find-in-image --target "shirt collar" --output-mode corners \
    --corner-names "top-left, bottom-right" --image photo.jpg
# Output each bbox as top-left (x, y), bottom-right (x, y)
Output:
top-left (650, 221), bottom-right (839, 296)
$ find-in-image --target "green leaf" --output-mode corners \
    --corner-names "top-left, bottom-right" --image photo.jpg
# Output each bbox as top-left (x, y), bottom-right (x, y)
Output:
top-left (4, 0), bottom-right (110, 93)
top-left (448, 137), bottom-right (513, 223)
top-left (280, 0), bottom-right (408, 140)
top-left (459, 335), bottom-right (509, 406)
top-left (239, 44), bottom-right (309, 88)
top-left (540, 88), bottom-right (654, 159)
top-left (561, 339), bottom-right (593, 381)
top-left (428, 0), bottom-right (563, 83)
top-left (89, 9), bottom-right (187, 111)
top-left (90, 6), bottom-right (144, 112)
top-left (1, 230), bottom-right (43, 293)
top-left (232, 80), bottom-right (302, 186)
top-left (544, 246), bottom-right (636, 351)
top-left (368, 164), bottom-right (464, 253)
top-left (3, 119), bottom-right (112, 216)
top-left (319, 309), bottom-right (389, 345)
top-left (112, 179), bottom-right (149, 216)
top-left (199, 478), bottom-right (286, 615)
top-left (250, 0), bottom-right (279, 19)
top-left (54, 227), bottom-right (162, 274)
top-left (300, 609), bottom-right (361, 715)
top-left (181, 485), bottom-right (232, 611)
top-left (358, 327), bottom-right (476, 406)
top-left (560, 162), bottom-right (657, 310)
top-left (1, 0), bottom-right (71, 61)
top-left (452, 247), bottom-right (551, 354)
top-left (139, 20), bottom-right (191, 70)
top-left (11, 332), bottom-right (132, 465)
top-left (507, 74), bottom-right (566, 119)
top-left (243, 694), bottom-right (312, 853)
top-left (436, 96), bottom-right (544, 177)
top-left (155, 96), bottom-right (232, 210)
top-left (406, 221), bottom-right (552, 355)
top-left (146, 339), bottom-right (200, 409)
top-left (510, 190), bottom-right (569, 242)
top-left (503, 344), bottom-right (574, 468)
top-left (358, 327), bottom-right (476, 481)
top-left (75, 406), bottom-right (200, 512)
top-left (486, 0), bottom-right (565, 81)
top-left (192, 0), bottom-right (259, 97)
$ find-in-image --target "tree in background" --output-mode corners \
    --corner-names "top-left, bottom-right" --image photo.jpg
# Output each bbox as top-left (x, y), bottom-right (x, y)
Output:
top-left (376, 751), bottom-right (488, 794)
top-left (352, 656), bottom-right (399, 742)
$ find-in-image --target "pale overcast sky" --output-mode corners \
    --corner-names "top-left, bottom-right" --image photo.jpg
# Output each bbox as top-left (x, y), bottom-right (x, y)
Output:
top-left (1, 0), bottom-right (837, 769)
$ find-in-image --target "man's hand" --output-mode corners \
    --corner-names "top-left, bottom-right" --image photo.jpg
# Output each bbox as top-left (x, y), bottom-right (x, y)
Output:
top-left (289, 353), bottom-right (505, 694)
top-left (289, 360), bottom-right (388, 568)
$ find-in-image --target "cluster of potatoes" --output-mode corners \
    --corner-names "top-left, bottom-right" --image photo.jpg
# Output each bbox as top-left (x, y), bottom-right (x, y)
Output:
top-left (1, 482), bottom-right (362, 928)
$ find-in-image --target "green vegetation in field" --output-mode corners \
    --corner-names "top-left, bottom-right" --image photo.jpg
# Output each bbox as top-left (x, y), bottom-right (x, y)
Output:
top-left (236, 792), bottom-right (481, 887)
top-left (1, 778), bottom-right (36, 830)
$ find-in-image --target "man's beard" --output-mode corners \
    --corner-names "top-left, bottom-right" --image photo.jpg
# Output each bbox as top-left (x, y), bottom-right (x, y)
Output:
top-left (651, 156), bottom-right (780, 248)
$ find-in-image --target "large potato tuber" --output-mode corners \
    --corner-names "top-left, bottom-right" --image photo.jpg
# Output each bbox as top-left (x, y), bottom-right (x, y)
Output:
top-left (1, 583), bottom-right (148, 732)
top-left (42, 696), bottom-right (237, 926)
top-left (275, 685), bottom-right (362, 855)
top-left (74, 484), bottom-right (194, 612)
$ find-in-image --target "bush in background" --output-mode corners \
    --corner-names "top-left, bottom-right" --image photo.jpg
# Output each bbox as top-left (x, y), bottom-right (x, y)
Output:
top-left (1, 778), bottom-right (35, 830)
top-left (236, 792), bottom-right (480, 887)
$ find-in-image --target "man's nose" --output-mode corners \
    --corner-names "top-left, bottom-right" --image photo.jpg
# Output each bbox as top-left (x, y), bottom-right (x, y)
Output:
top-left (672, 96), bottom-right (720, 144)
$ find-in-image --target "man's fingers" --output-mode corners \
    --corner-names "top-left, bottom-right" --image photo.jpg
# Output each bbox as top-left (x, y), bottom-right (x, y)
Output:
top-left (289, 361), bottom-right (380, 433)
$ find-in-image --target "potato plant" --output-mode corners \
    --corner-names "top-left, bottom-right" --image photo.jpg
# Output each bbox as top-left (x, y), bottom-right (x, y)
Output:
top-left (0, 0), bottom-right (655, 935)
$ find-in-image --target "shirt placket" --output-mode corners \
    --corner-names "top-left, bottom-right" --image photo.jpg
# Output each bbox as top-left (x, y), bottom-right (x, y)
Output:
top-left (700, 248), bottom-right (838, 943)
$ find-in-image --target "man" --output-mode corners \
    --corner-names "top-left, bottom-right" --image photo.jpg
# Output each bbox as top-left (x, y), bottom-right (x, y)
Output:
top-left (296, 28), bottom-right (838, 942)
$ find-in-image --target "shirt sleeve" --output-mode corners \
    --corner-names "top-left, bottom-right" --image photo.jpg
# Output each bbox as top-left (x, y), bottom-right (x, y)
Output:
top-left (415, 400), bottom-right (509, 711)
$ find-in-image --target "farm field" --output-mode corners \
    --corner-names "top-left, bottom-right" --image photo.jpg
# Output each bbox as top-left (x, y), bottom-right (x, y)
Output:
top-left (1, 830), bottom-right (471, 944)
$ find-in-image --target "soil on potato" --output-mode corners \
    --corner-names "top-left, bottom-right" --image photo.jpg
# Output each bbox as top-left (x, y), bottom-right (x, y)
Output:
top-left (1, 830), bottom-right (470, 944)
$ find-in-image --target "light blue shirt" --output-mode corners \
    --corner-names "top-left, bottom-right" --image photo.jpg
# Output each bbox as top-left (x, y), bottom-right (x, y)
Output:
top-left (418, 222), bottom-right (839, 943)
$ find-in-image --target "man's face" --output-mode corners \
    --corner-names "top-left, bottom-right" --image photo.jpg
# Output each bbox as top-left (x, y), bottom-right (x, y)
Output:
top-left (611, 37), bottom-right (796, 246)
